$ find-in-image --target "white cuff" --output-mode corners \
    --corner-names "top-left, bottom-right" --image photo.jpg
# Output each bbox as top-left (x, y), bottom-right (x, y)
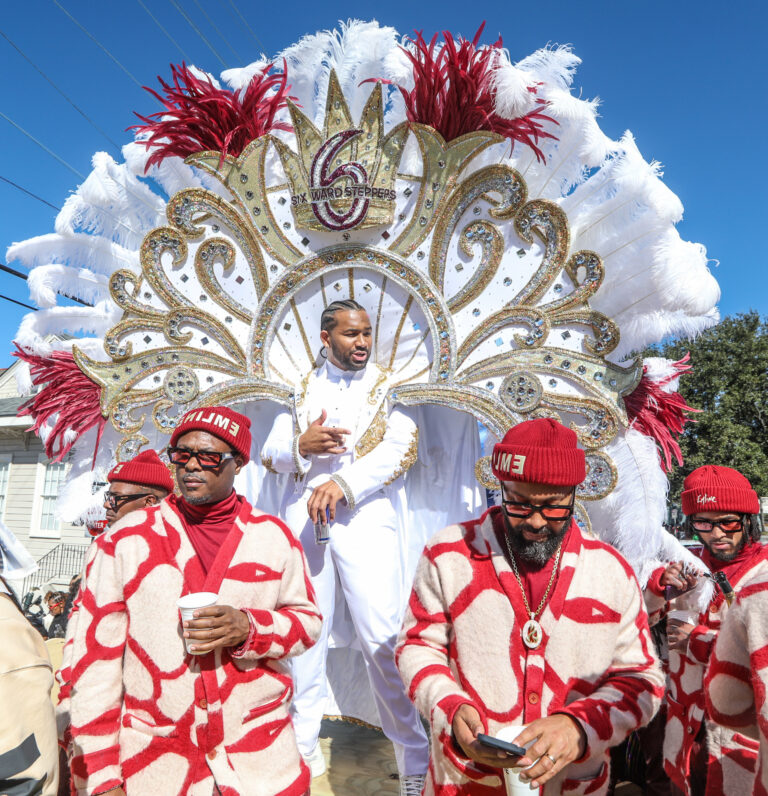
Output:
top-left (330, 474), bottom-right (356, 512)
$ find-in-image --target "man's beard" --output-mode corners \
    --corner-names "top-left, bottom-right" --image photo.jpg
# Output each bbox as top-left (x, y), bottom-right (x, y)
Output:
top-left (705, 533), bottom-right (747, 562)
top-left (330, 342), bottom-right (370, 371)
top-left (184, 493), bottom-right (213, 505)
top-left (503, 515), bottom-right (568, 566)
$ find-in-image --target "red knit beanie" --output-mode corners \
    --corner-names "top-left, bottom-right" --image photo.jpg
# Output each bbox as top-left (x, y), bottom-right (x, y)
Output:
top-left (108, 450), bottom-right (174, 493)
top-left (492, 418), bottom-right (586, 487)
top-left (169, 405), bottom-right (252, 463)
top-left (681, 465), bottom-right (759, 516)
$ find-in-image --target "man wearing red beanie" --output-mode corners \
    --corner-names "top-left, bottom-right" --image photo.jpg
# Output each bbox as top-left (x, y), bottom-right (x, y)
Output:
top-left (649, 465), bottom-right (767, 796)
top-left (56, 449), bottom-right (174, 795)
top-left (65, 406), bottom-right (322, 796)
top-left (705, 563), bottom-right (768, 796)
top-left (396, 417), bottom-right (664, 795)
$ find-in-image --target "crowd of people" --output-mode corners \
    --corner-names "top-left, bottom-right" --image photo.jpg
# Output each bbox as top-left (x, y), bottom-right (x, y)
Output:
top-left (1, 302), bottom-right (767, 796)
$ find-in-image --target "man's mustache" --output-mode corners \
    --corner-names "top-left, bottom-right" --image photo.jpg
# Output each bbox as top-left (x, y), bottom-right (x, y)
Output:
top-left (515, 523), bottom-right (551, 538)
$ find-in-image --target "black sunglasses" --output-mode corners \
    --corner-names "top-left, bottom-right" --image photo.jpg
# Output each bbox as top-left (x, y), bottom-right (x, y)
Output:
top-left (502, 496), bottom-right (575, 522)
top-left (167, 446), bottom-right (236, 469)
top-left (104, 491), bottom-right (153, 510)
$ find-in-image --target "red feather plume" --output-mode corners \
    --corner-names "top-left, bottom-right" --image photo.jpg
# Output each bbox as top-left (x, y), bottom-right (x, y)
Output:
top-left (13, 344), bottom-right (106, 463)
top-left (624, 354), bottom-right (699, 472)
top-left (131, 61), bottom-right (294, 169)
top-left (380, 23), bottom-right (557, 157)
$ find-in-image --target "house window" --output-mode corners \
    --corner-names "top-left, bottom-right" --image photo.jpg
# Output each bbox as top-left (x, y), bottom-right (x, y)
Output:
top-left (0, 461), bottom-right (8, 518)
top-left (40, 462), bottom-right (67, 532)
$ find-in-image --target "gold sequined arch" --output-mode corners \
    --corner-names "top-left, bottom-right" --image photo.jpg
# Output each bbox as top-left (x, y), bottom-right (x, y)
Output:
top-left (71, 70), bottom-right (642, 501)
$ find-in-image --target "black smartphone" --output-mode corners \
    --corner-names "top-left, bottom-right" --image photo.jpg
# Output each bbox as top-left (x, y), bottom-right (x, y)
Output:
top-left (476, 733), bottom-right (526, 757)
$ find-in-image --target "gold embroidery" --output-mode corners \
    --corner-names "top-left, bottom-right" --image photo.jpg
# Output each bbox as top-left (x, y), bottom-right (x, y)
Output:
top-left (384, 429), bottom-right (419, 486)
top-left (355, 404), bottom-right (387, 457)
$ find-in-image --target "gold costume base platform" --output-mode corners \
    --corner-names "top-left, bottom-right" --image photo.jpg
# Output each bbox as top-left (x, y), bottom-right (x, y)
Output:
top-left (310, 720), bottom-right (642, 795)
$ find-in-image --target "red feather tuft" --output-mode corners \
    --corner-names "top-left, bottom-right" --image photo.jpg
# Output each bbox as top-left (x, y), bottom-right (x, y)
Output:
top-left (13, 344), bottom-right (106, 463)
top-left (377, 23), bottom-right (557, 157)
top-left (624, 354), bottom-right (699, 472)
top-left (131, 61), bottom-right (295, 169)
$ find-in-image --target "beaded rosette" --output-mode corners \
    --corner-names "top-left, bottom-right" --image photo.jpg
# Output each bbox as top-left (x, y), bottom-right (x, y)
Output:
top-left (11, 22), bottom-right (719, 577)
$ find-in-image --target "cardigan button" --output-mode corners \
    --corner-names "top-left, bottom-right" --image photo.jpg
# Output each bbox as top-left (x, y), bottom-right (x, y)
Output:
top-left (687, 726), bottom-right (694, 735)
top-left (207, 750), bottom-right (217, 760)
top-left (528, 693), bottom-right (539, 705)
top-left (199, 698), bottom-right (207, 709)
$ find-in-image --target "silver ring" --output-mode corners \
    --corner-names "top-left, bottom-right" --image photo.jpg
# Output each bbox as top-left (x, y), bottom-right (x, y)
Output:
top-left (545, 753), bottom-right (557, 765)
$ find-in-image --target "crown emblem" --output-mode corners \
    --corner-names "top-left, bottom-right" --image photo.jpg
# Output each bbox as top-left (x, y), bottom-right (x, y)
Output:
top-left (273, 70), bottom-right (408, 231)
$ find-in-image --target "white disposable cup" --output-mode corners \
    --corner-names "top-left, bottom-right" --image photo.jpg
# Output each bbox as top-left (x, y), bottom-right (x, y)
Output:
top-left (177, 592), bottom-right (218, 655)
top-left (496, 724), bottom-right (540, 795)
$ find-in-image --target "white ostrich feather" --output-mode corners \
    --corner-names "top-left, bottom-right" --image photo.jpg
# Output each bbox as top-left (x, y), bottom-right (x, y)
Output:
top-left (54, 153), bottom-right (165, 249)
top-left (27, 264), bottom-right (110, 308)
top-left (221, 59), bottom-right (270, 91)
top-left (7, 231), bottom-right (139, 276)
top-left (515, 44), bottom-right (581, 90)
top-left (277, 20), bottom-right (406, 127)
top-left (14, 301), bottom-right (120, 351)
top-left (187, 65), bottom-right (221, 88)
top-left (491, 57), bottom-right (538, 119)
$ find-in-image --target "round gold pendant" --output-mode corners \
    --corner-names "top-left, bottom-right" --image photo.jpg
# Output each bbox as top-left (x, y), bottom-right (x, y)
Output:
top-left (522, 619), bottom-right (543, 649)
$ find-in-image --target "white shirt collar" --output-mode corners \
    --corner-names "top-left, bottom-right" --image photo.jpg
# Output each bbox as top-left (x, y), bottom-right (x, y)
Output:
top-left (324, 359), bottom-right (366, 383)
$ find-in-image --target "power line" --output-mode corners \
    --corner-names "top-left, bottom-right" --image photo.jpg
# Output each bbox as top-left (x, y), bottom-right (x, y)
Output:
top-left (190, 0), bottom-right (243, 63)
top-left (0, 28), bottom-right (122, 154)
top-left (225, 0), bottom-right (266, 55)
top-left (168, 0), bottom-right (227, 68)
top-left (0, 111), bottom-right (85, 179)
top-left (1, 264), bottom-right (30, 281)
top-left (51, 0), bottom-right (143, 88)
top-left (0, 294), bottom-right (35, 311)
top-left (135, 0), bottom-right (191, 62)
top-left (0, 176), bottom-right (60, 212)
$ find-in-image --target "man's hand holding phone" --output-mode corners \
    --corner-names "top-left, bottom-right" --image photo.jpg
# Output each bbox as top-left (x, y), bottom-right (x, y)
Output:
top-left (452, 704), bottom-right (525, 769)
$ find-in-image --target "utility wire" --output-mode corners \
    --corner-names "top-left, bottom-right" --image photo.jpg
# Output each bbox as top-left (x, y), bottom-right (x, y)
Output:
top-left (1, 264), bottom-right (30, 281)
top-left (0, 111), bottom-right (85, 179)
top-left (0, 176), bottom-right (60, 212)
top-left (1, 264), bottom-right (94, 308)
top-left (190, 0), bottom-right (243, 63)
top-left (0, 28), bottom-right (122, 154)
top-left (0, 113), bottom-right (156, 243)
top-left (168, 0), bottom-right (227, 68)
top-left (51, 0), bottom-right (143, 88)
top-left (0, 294), bottom-right (35, 311)
top-left (225, 0), bottom-right (266, 55)
top-left (135, 0), bottom-right (191, 62)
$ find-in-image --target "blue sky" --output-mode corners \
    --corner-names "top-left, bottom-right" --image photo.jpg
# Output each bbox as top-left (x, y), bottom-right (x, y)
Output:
top-left (1, 0), bottom-right (766, 368)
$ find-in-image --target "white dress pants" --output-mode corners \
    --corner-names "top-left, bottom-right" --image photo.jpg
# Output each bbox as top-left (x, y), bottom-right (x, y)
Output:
top-left (285, 495), bottom-right (429, 776)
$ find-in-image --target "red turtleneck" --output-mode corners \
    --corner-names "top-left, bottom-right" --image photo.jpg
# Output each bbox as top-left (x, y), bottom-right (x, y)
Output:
top-left (170, 490), bottom-right (242, 574)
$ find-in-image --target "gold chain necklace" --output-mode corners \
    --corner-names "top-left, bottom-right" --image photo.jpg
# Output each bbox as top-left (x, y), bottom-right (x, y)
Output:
top-left (503, 534), bottom-right (563, 649)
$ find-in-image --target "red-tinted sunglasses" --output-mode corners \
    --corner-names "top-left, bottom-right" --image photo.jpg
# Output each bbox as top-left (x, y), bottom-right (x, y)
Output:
top-left (692, 517), bottom-right (744, 534)
top-left (502, 497), bottom-right (575, 522)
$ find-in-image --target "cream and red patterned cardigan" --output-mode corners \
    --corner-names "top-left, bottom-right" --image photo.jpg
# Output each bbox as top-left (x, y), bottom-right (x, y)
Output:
top-left (644, 543), bottom-right (768, 795)
top-left (396, 508), bottom-right (664, 796)
top-left (705, 571), bottom-right (768, 796)
top-left (67, 498), bottom-right (321, 796)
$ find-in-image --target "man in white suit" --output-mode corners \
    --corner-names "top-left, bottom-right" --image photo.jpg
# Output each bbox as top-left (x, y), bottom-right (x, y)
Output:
top-left (261, 299), bottom-right (429, 796)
